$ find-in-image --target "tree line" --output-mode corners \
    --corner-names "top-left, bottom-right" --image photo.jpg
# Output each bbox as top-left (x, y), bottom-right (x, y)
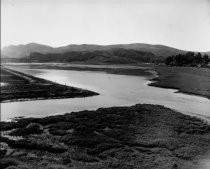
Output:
top-left (165, 52), bottom-right (209, 67)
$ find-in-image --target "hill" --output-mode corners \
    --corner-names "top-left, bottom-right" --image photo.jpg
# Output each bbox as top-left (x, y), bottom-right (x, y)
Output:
top-left (1, 43), bottom-right (209, 64)
top-left (1, 43), bottom-right (54, 58)
top-left (19, 48), bottom-right (157, 64)
top-left (1, 43), bottom-right (185, 58)
top-left (53, 43), bottom-right (186, 57)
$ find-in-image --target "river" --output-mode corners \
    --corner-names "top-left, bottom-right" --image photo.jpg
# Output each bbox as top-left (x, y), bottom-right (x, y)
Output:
top-left (1, 67), bottom-right (210, 121)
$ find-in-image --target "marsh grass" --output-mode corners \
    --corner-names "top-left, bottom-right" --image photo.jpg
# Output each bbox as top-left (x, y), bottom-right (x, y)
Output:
top-left (1, 104), bottom-right (210, 169)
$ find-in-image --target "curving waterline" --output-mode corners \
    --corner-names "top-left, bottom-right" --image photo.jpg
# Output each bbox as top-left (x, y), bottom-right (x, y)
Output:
top-left (1, 67), bottom-right (210, 122)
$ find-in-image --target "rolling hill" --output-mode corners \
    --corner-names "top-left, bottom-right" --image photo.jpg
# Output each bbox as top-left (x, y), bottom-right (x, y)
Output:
top-left (27, 49), bottom-right (156, 64)
top-left (2, 43), bottom-right (54, 58)
top-left (1, 43), bottom-right (209, 64)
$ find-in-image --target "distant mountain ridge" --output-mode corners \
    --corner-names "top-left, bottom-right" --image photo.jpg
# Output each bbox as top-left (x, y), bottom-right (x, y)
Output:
top-left (2, 43), bottom-right (54, 58)
top-left (2, 43), bottom-right (187, 58)
top-left (28, 49), bottom-right (156, 64)
top-left (1, 43), bottom-right (209, 64)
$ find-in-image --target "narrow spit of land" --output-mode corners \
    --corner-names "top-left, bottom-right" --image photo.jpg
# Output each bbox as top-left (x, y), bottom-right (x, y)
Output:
top-left (0, 67), bottom-right (98, 102)
top-left (1, 104), bottom-right (210, 169)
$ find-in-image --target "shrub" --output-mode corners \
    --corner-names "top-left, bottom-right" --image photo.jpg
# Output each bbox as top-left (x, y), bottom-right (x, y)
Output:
top-left (9, 123), bottom-right (43, 136)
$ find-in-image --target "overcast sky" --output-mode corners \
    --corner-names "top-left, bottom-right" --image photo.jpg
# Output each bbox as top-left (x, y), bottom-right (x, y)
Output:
top-left (1, 0), bottom-right (210, 51)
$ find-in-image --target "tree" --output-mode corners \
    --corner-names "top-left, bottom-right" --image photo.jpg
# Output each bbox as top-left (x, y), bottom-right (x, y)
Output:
top-left (203, 54), bottom-right (209, 65)
top-left (164, 52), bottom-right (209, 67)
top-left (194, 53), bottom-right (202, 65)
top-left (174, 54), bottom-right (183, 66)
top-left (165, 56), bottom-right (174, 65)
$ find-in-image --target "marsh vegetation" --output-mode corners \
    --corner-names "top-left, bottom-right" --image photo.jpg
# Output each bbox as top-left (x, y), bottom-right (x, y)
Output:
top-left (1, 104), bottom-right (210, 169)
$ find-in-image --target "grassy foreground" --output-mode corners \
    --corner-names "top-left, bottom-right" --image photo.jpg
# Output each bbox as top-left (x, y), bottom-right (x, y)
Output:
top-left (1, 104), bottom-right (210, 169)
top-left (0, 67), bottom-right (98, 102)
top-left (150, 66), bottom-right (210, 99)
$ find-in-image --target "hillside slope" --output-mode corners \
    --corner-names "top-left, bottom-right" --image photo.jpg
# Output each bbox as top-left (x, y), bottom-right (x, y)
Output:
top-left (2, 43), bottom-right (54, 58)
top-left (2, 43), bottom-right (209, 64)
top-left (1, 43), bottom-right (186, 58)
top-left (23, 48), bottom-right (157, 64)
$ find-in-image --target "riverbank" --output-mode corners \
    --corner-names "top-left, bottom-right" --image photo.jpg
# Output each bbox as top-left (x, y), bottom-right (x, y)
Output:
top-left (0, 67), bottom-right (98, 103)
top-left (149, 66), bottom-right (210, 99)
top-left (4, 63), bottom-right (154, 76)
top-left (5, 63), bottom-right (210, 100)
top-left (1, 104), bottom-right (210, 169)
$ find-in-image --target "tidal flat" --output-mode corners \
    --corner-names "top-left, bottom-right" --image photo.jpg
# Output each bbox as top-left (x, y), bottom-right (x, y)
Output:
top-left (150, 66), bottom-right (210, 99)
top-left (1, 104), bottom-right (210, 169)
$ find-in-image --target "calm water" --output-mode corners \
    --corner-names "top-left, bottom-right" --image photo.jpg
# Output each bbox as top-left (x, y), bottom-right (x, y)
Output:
top-left (1, 68), bottom-right (210, 121)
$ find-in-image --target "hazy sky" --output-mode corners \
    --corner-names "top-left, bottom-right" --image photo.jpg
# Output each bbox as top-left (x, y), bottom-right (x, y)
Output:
top-left (1, 0), bottom-right (210, 51)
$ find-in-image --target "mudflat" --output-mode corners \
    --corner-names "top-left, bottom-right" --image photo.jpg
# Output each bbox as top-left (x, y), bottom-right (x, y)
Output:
top-left (150, 66), bottom-right (210, 99)
top-left (1, 104), bottom-right (210, 169)
top-left (0, 67), bottom-right (98, 102)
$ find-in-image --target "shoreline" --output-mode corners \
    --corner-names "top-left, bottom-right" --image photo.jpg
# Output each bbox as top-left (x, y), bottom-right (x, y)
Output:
top-left (149, 66), bottom-right (210, 100)
top-left (5, 63), bottom-right (210, 100)
top-left (2, 64), bottom-right (209, 123)
top-left (0, 94), bottom-right (97, 104)
top-left (0, 67), bottom-right (99, 103)
top-left (149, 83), bottom-right (210, 100)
